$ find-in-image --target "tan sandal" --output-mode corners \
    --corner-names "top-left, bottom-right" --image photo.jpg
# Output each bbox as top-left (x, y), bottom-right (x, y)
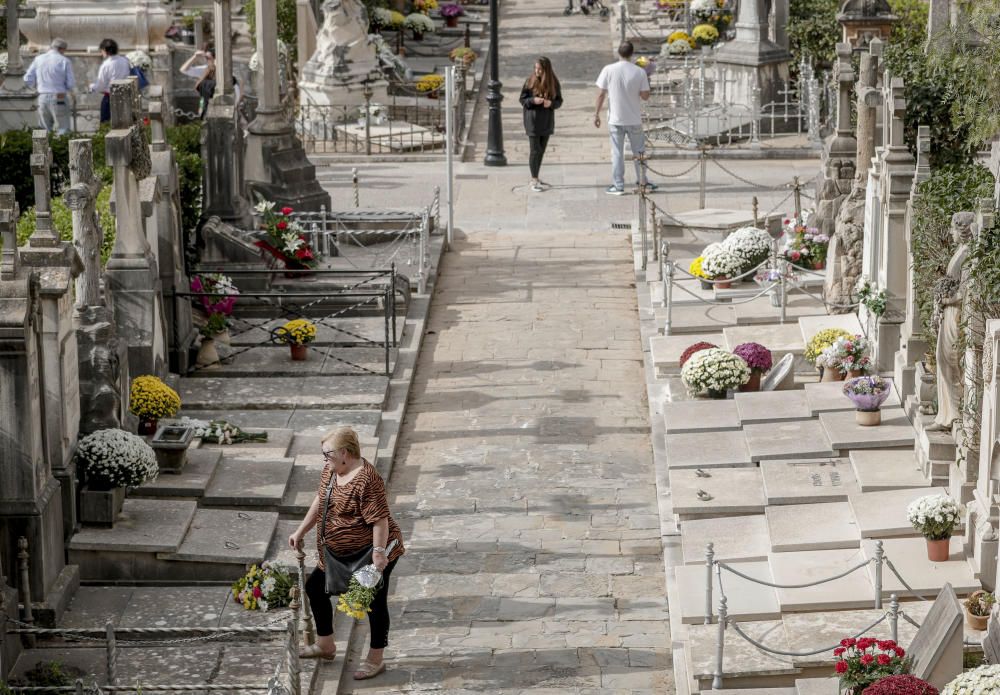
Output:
top-left (353, 660), bottom-right (386, 680)
top-left (299, 643), bottom-right (336, 660)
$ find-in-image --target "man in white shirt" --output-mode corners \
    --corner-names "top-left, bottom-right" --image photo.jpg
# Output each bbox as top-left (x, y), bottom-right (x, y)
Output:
top-left (90, 39), bottom-right (131, 124)
top-left (594, 42), bottom-right (656, 195)
top-left (24, 38), bottom-right (76, 135)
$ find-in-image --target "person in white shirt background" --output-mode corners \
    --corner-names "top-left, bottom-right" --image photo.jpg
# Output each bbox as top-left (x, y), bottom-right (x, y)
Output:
top-left (90, 39), bottom-right (131, 124)
top-left (593, 41), bottom-right (657, 195)
top-left (180, 45), bottom-right (242, 119)
top-left (24, 38), bottom-right (76, 135)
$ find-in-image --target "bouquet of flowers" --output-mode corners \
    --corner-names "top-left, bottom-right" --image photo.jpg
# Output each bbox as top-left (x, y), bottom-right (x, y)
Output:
top-left (200, 312), bottom-right (230, 339)
top-left (450, 47), bottom-right (477, 64)
top-left (732, 342), bottom-right (772, 374)
top-left (666, 30), bottom-right (695, 47)
top-left (843, 375), bottom-right (892, 411)
top-left (701, 246), bottom-right (744, 280)
top-left (942, 665), bottom-right (1000, 695)
top-left (413, 0), bottom-right (438, 13)
top-left (907, 494), bottom-right (961, 541)
top-left (679, 341), bottom-right (717, 368)
top-left (272, 318), bottom-right (317, 346)
top-left (665, 39), bottom-right (692, 55)
top-left (192, 273), bottom-right (239, 316)
top-left (635, 56), bottom-right (656, 75)
top-left (689, 256), bottom-right (709, 280)
top-left (405, 12), bottom-right (435, 33)
top-left (818, 334), bottom-right (872, 375)
top-left (833, 637), bottom-right (909, 692)
top-left (180, 417), bottom-right (270, 445)
top-left (337, 541), bottom-right (398, 620)
top-left (725, 226), bottom-right (772, 270)
top-left (253, 201), bottom-right (318, 270)
top-left (415, 73), bottom-right (445, 93)
top-left (125, 50), bottom-right (152, 73)
top-left (690, 0), bottom-right (733, 33)
top-left (439, 3), bottom-right (465, 17)
top-left (782, 218), bottom-right (829, 269)
top-left (681, 347), bottom-right (750, 395)
top-left (231, 562), bottom-right (294, 612)
top-left (862, 675), bottom-right (937, 695)
top-left (692, 23), bottom-right (720, 46)
top-left (77, 429), bottom-right (159, 489)
top-left (129, 375), bottom-right (181, 420)
top-left (371, 7), bottom-right (406, 28)
top-left (804, 328), bottom-right (853, 364)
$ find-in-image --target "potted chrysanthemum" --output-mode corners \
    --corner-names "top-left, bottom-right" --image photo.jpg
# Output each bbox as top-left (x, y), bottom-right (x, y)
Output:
top-left (907, 493), bottom-right (961, 562)
top-left (732, 342), bottom-right (772, 392)
top-left (861, 675), bottom-right (937, 695)
top-left (679, 341), bottom-right (717, 368)
top-left (701, 246), bottom-right (743, 289)
top-left (440, 2), bottom-right (464, 27)
top-left (843, 375), bottom-right (892, 426)
top-left (681, 347), bottom-right (750, 398)
top-left (725, 226), bottom-right (772, 277)
top-left (273, 318), bottom-right (317, 360)
top-left (405, 12), bottom-right (434, 40)
top-left (804, 328), bottom-right (853, 379)
top-left (77, 429), bottom-right (159, 526)
top-left (833, 637), bottom-right (908, 694)
top-left (941, 664), bottom-right (1000, 694)
top-left (129, 375), bottom-right (181, 436)
top-left (819, 334), bottom-right (872, 381)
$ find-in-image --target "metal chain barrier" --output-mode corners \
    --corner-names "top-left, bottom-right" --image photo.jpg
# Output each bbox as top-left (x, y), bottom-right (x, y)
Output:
top-left (882, 557), bottom-right (934, 602)
top-left (642, 158), bottom-right (702, 180)
top-left (728, 613), bottom-right (890, 658)
top-left (716, 558), bottom-right (874, 590)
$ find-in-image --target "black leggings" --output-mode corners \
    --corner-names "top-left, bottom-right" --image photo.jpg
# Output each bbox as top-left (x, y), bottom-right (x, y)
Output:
top-left (305, 559), bottom-right (397, 649)
top-left (528, 135), bottom-right (549, 179)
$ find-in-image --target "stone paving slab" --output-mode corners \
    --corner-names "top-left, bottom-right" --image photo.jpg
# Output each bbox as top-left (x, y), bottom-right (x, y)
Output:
top-left (650, 333), bottom-right (722, 374)
top-left (803, 381), bottom-right (901, 415)
top-left (744, 420), bottom-right (837, 462)
top-left (862, 538), bottom-right (979, 597)
top-left (765, 501), bottom-right (860, 552)
top-left (781, 608), bottom-right (920, 669)
top-left (795, 678), bottom-right (840, 695)
top-left (680, 514), bottom-right (770, 565)
top-left (674, 561), bottom-right (780, 624)
top-left (798, 314), bottom-right (863, 345)
top-left (768, 548), bottom-right (875, 611)
top-left (665, 430), bottom-right (752, 469)
top-left (760, 458), bottom-right (858, 505)
top-left (59, 586), bottom-right (133, 629)
top-left (134, 449), bottom-right (222, 497)
top-left (202, 457), bottom-right (295, 506)
top-left (178, 376), bottom-right (388, 410)
top-left (669, 467), bottom-right (765, 518)
top-left (197, 428), bottom-right (295, 459)
top-left (722, 324), bottom-right (805, 359)
top-left (280, 462), bottom-right (325, 514)
top-left (185, 345), bottom-right (397, 378)
top-left (819, 408), bottom-right (915, 450)
top-left (734, 390), bottom-right (812, 425)
top-left (849, 449), bottom-right (929, 492)
top-left (69, 499), bottom-right (197, 553)
top-left (848, 487), bottom-right (951, 538)
top-left (663, 399), bottom-right (740, 434)
top-left (656, 304), bottom-right (739, 334)
top-left (160, 508), bottom-right (278, 564)
top-left (118, 586), bottom-right (233, 628)
top-left (686, 619), bottom-right (795, 680)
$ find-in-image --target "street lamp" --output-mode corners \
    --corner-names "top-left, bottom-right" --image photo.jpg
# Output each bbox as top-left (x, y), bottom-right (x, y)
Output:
top-left (483, 0), bottom-right (507, 166)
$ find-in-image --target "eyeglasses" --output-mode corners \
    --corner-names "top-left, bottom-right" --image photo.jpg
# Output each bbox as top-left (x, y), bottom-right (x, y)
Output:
top-left (322, 450), bottom-right (337, 462)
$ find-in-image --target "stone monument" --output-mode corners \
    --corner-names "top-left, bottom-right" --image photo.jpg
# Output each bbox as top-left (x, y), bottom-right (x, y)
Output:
top-left (969, 316), bottom-right (1000, 591)
top-left (0, 0), bottom-right (39, 132)
top-left (811, 43), bottom-right (857, 241)
top-left (244, 0), bottom-right (331, 212)
top-left (837, 0), bottom-right (897, 52)
top-left (714, 0), bottom-right (791, 107)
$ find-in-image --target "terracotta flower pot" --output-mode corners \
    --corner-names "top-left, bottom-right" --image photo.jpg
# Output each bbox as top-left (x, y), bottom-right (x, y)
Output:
top-left (138, 418), bottom-right (158, 436)
top-left (846, 369), bottom-right (865, 379)
top-left (926, 537), bottom-right (950, 562)
top-left (290, 343), bottom-right (308, 361)
top-left (739, 370), bottom-right (762, 392)
top-left (813, 260), bottom-right (826, 271)
top-left (445, 15), bottom-right (459, 27)
top-left (196, 337), bottom-right (220, 370)
top-left (714, 276), bottom-right (731, 289)
top-left (821, 367), bottom-right (845, 382)
top-left (966, 591), bottom-right (992, 631)
top-left (855, 409), bottom-right (881, 426)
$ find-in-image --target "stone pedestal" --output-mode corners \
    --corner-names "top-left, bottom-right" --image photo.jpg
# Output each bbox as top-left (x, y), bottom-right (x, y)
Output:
top-left (0, 92), bottom-right (39, 132)
top-left (200, 96), bottom-right (253, 228)
top-left (21, 1), bottom-right (171, 52)
top-left (713, 0), bottom-right (791, 107)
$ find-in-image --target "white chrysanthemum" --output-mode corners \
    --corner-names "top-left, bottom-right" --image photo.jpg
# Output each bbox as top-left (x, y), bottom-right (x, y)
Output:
top-left (77, 428), bottom-right (158, 488)
top-left (680, 348), bottom-right (750, 395)
top-left (942, 664), bottom-right (1000, 694)
top-left (701, 246), bottom-right (743, 278)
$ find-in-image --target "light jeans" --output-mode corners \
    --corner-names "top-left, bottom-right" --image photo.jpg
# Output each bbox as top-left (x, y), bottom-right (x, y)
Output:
top-left (38, 93), bottom-right (71, 135)
top-left (609, 124), bottom-right (647, 190)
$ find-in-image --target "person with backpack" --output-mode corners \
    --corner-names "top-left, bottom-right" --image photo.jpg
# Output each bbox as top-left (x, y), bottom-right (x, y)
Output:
top-left (90, 39), bottom-right (131, 124)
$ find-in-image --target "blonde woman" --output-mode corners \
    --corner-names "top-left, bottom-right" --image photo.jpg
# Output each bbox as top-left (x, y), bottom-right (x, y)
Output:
top-left (288, 427), bottom-right (405, 680)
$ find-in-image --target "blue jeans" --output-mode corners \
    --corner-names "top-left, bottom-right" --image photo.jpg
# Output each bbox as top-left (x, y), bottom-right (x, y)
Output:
top-left (609, 124), bottom-right (646, 190)
top-left (38, 93), bottom-right (71, 135)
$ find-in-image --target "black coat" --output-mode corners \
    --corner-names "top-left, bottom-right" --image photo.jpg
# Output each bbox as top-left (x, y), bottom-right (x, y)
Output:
top-left (520, 80), bottom-right (563, 137)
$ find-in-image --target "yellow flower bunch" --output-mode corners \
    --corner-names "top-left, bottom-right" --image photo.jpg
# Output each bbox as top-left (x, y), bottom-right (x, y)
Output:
top-left (129, 375), bottom-right (181, 420)
top-left (635, 56), bottom-right (650, 68)
top-left (667, 30), bottom-right (695, 47)
top-left (692, 23), bottom-right (719, 45)
top-left (689, 256), bottom-right (709, 279)
top-left (389, 9), bottom-right (406, 26)
top-left (337, 594), bottom-right (369, 621)
top-left (449, 47), bottom-right (477, 64)
top-left (337, 576), bottom-right (378, 621)
top-left (275, 319), bottom-right (317, 346)
top-left (414, 0), bottom-right (438, 12)
top-left (804, 328), bottom-right (853, 364)
top-left (415, 73), bottom-right (445, 93)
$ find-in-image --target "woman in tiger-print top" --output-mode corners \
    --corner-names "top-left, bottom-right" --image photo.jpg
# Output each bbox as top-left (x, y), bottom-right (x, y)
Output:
top-left (288, 427), bottom-right (404, 681)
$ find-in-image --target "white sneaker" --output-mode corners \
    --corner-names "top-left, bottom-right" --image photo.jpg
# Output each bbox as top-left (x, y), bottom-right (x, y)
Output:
top-left (531, 181), bottom-right (544, 192)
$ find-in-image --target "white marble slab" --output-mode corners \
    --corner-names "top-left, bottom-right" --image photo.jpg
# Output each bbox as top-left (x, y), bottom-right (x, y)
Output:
top-left (674, 561), bottom-right (781, 624)
top-left (681, 514), bottom-right (770, 565)
top-left (849, 449), bottom-right (930, 492)
top-left (848, 487), bottom-right (952, 538)
top-left (734, 390), bottom-right (812, 425)
top-left (804, 380), bottom-right (902, 416)
top-left (744, 420), bottom-right (837, 462)
top-left (760, 458), bottom-right (859, 505)
top-left (768, 548), bottom-right (876, 611)
top-left (765, 501), bottom-right (861, 552)
top-left (665, 430), bottom-right (752, 469)
top-left (820, 408), bottom-right (916, 450)
top-left (663, 399), bottom-right (741, 434)
top-left (862, 538), bottom-right (979, 598)
top-left (670, 468), bottom-right (765, 518)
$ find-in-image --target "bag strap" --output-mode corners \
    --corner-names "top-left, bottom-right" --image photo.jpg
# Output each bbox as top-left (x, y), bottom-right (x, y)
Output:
top-left (320, 469), bottom-right (336, 540)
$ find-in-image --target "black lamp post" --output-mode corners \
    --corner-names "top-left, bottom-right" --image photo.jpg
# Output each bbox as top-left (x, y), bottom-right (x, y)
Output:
top-left (483, 0), bottom-right (507, 166)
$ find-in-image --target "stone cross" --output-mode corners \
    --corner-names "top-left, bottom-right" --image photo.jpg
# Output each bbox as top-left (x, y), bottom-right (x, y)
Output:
top-left (27, 129), bottom-right (58, 247)
top-left (855, 39), bottom-right (881, 179)
top-left (105, 77), bottom-right (153, 265)
top-left (884, 76), bottom-right (907, 154)
top-left (213, 0), bottom-right (234, 99)
top-left (64, 139), bottom-right (104, 308)
top-left (835, 43), bottom-right (854, 141)
top-left (2, 0), bottom-right (36, 93)
top-left (0, 185), bottom-right (18, 281)
top-left (914, 125), bottom-right (931, 180)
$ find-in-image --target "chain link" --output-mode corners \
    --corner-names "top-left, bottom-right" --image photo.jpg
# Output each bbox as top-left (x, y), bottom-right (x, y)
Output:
top-left (642, 158), bottom-right (702, 179)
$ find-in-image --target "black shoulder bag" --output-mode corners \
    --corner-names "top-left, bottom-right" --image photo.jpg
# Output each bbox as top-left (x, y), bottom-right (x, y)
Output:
top-left (320, 474), bottom-right (373, 595)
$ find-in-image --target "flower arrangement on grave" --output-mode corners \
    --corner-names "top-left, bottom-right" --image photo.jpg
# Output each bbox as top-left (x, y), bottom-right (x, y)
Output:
top-left (833, 638), bottom-right (909, 694)
top-left (200, 312), bottom-right (230, 340)
top-left (818, 334), bottom-right (872, 377)
top-left (941, 665), bottom-right (1000, 695)
top-left (963, 590), bottom-right (995, 631)
top-left (413, 0), bottom-right (438, 14)
top-left (450, 47), bottom-right (478, 65)
top-left (664, 38), bottom-right (692, 56)
top-left (231, 562), bottom-right (294, 612)
top-left (856, 279), bottom-right (888, 318)
top-left (439, 3), bottom-right (465, 17)
top-left (129, 375), bottom-right (181, 435)
top-left (667, 30), bottom-right (695, 47)
top-left (77, 428), bottom-right (159, 490)
top-left (701, 246), bottom-right (743, 287)
top-left (191, 273), bottom-right (239, 318)
top-left (907, 493), bottom-right (961, 561)
top-left (656, 0), bottom-right (685, 9)
top-left (681, 347), bottom-right (750, 398)
top-left (253, 200), bottom-right (318, 271)
top-left (732, 342), bottom-right (772, 391)
top-left (273, 318), bottom-right (317, 361)
top-left (180, 418), bottom-right (270, 445)
top-left (804, 328), bottom-right (853, 366)
top-left (861, 675), bottom-right (936, 695)
top-left (782, 218), bottom-right (829, 270)
top-left (405, 12), bottom-right (435, 37)
top-left (679, 341), bottom-right (717, 368)
top-left (689, 0), bottom-right (733, 33)
top-left (725, 226), bottom-right (773, 272)
top-left (126, 50), bottom-right (152, 73)
top-left (415, 73), bottom-right (445, 94)
top-left (692, 23), bottom-right (720, 47)
top-left (843, 375), bottom-right (892, 425)
top-left (370, 7), bottom-right (406, 29)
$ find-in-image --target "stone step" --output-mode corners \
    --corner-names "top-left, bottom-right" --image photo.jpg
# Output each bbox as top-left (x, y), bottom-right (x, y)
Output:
top-left (669, 467), bottom-right (765, 520)
top-left (804, 380), bottom-right (901, 416)
top-left (227, 316), bottom-right (403, 347)
top-left (862, 537), bottom-right (979, 599)
top-left (744, 420), bottom-right (837, 462)
top-left (649, 332), bottom-right (723, 376)
top-left (665, 430), bottom-right (752, 469)
top-left (818, 408), bottom-right (915, 451)
top-left (735, 391), bottom-right (812, 425)
top-left (848, 449), bottom-right (930, 492)
top-left (760, 459), bottom-right (858, 505)
top-left (132, 449), bottom-right (223, 498)
top-left (768, 548), bottom-right (876, 611)
top-left (201, 457), bottom-right (295, 507)
top-left (179, 409), bottom-right (382, 439)
top-left (797, 314), bottom-right (863, 347)
top-left (680, 514), bottom-right (770, 565)
top-left (712, 690), bottom-right (796, 695)
top-left (848, 487), bottom-right (952, 539)
top-left (795, 679), bottom-right (838, 695)
top-left (663, 399), bottom-right (740, 434)
top-left (159, 508), bottom-right (279, 566)
top-left (651, 276), bottom-right (720, 307)
top-left (267, 519), bottom-right (318, 574)
top-left (674, 561), bottom-right (780, 624)
top-left (917, 423), bottom-right (957, 461)
top-left (765, 501), bottom-right (860, 552)
top-left (177, 375), bottom-right (389, 410)
top-left (279, 463), bottom-right (325, 515)
top-left (185, 345), bottom-right (397, 378)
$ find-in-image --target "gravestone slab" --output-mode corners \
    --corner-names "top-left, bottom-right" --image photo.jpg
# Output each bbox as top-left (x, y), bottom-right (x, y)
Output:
top-left (119, 586), bottom-right (232, 628)
top-left (650, 333), bottom-right (723, 375)
top-left (177, 376), bottom-right (388, 410)
top-left (723, 324), bottom-right (805, 359)
top-left (279, 463), bottom-right (324, 514)
top-left (983, 610), bottom-right (1000, 665)
top-left (133, 449), bottom-right (222, 497)
top-left (665, 430), bottom-right (752, 469)
top-left (674, 561), bottom-right (780, 624)
top-left (793, 679), bottom-right (838, 695)
top-left (769, 548), bottom-right (876, 611)
top-left (765, 501), bottom-right (860, 552)
top-left (663, 399), bottom-right (741, 434)
top-left (820, 408), bottom-right (915, 450)
top-left (798, 314), bottom-right (863, 345)
top-left (655, 303), bottom-right (739, 334)
top-left (862, 539), bottom-right (978, 598)
top-left (849, 449), bottom-right (929, 492)
top-left (782, 608), bottom-right (920, 669)
top-left (760, 459), bottom-right (858, 505)
top-left (744, 420), bottom-right (837, 462)
top-left (201, 457), bottom-right (295, 506)
top-left (60, 586), bottom-right (132, 629)
top-left (685, 619), bottom-right (796, 681)
top-left (160, 509), bottom-right (278, 564)
top-left (669, 468), bottom-right (765, 518)
top-left (735, 391), bottom-right (812, 424)
top-left (680, 514), bottom-right (770, 565)
top-left (68, 499), bottom-right (197, 553)
top-left (804, 381), bottom-right (902, 415)
top-left (905, 582), bottom-right (964, 689)
top-left (196, 428), bottom-right (294, 459)
top-left (849, 487), bottom-right (951, 538)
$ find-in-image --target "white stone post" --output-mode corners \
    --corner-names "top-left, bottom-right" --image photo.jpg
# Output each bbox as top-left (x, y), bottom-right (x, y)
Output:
top-left (213, 0), bottom-right (234, 99)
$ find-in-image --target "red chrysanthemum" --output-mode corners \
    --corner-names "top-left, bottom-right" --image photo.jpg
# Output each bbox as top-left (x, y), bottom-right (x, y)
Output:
top-left (679, 341), bottom-right (717, 368)
top-left (835, 660), bottom-right (848, 674)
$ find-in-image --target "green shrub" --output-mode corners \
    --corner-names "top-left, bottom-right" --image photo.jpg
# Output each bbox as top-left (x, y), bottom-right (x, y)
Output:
top-left (15, 186), bottom-right (115, 266)
top-left (165, 123), bottom-right (204, 235)
top-left (243, 0), bottom-right (300, 65)
top-left (788, 0), bottom-right (840, 70)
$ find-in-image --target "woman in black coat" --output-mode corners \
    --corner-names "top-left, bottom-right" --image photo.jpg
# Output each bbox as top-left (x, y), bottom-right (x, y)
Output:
top-left (520, 56), bottom-right (563, 192)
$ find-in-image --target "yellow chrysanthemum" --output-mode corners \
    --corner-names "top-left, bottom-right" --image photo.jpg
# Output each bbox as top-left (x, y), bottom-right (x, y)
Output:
top-left (415, 74), bottom-right (445, 93)
top-left (129, 375), bottom-right (181, 420)
top-left (689, 256), bottom-right (709, 279)
top-left (275, 319), bottom-right (317, 346)
top-left (805, 328), bottom-right (853, 364)
top-left (692, 23), bottom-right (719, 44)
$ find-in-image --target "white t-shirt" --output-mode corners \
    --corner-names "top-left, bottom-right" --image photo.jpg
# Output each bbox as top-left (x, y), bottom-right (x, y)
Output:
top-left (595, 60), bottom-right (650, 127)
